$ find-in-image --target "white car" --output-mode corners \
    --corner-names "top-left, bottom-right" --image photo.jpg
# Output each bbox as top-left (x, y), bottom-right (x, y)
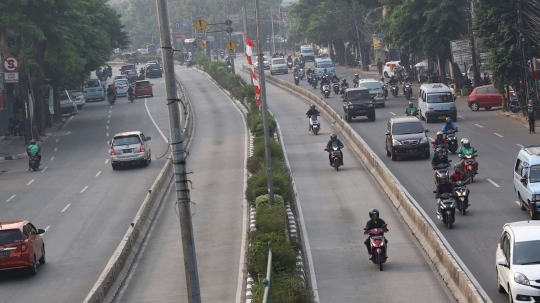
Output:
top-left (114, 75), bottom-right (129, 82)
top-left (254, 56), bottom-right (270, 70)
top-left (114, 79), bottom-right (130, 96)
top-left (138, 49), bottom-right (149, 55)
top-left (68, 90), bottom-right (86, 109)
top-left (270, 58), bottom-right (288, 75)
top-left (496, 221), bottom-right (540, 302)
top-left (383, 61), bottom-right (401, 78)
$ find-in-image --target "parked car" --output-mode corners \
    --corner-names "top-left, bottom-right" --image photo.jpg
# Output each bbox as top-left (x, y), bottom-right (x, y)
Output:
top-left (114, 79), bottom-right (130, 96)
top-left (468, 84), bottom-right (502, 111)
top-left (108, 131), bottom-right (152, 170)
top-left (134, 80), bottom-right (153, 97)
top-left (495, 221), bottom-right (540, 302)
top-left (59, 91), bottom-right (77, 115)
top-left (83, 79), bottom-right (105, 101)
top-left (120, 64), bottom-right (136, 75)
top-left (0, 220), bottom-right (46, 275)
top-left (385, 116), bottom-right (430, 161)
top-left (145, 65), bottom-right (163, 78)
top-left (68, 90), bottom-right (86, 109)
top-left (383, 61), bottom-right (401, 78)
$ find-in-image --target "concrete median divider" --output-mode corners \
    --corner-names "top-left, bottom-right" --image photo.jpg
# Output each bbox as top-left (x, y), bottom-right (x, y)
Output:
top-left (242, 65), bottom-right (486, 303)
top-left (83, 76), bottom-right (194, 303)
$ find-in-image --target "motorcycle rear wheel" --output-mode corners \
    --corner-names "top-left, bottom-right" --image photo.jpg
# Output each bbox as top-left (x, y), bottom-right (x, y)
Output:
top-left (467, 170), bottom-right (474, 183)
top-left (378, 251), bottom-right (384, 271)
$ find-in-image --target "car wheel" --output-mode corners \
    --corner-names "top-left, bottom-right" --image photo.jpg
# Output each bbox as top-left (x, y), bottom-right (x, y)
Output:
top-left (496, 269), bottom-right (506, 293)
top-left (519, 194), bottom-right (526, 211)
top-left (368, 113), bottom-right (376, 121)
top-left (28, 256), bottom-right (37, 276)
top-left (112, 163), bottom-right (119, 170)
top-left (381, 102), bottom-right (385, 108)
top-left (508, 289), bottom-right (514, 303)
top-left (485, 106), bottom-right (492, 110)
top-left (386, 145), bottom-right (391, 157)
top-left (391, 149), bottom-right (397, 161)
top-left (424, 151), bottom-right (430, 159)
top-left (39, 245), bottom-right (46, 265)
top-left (470, 102), bottom-right (479, 111)
top-left (530, 203), bottom-right (538, 220)
top-left (384, 71), bottom-right (388, 78)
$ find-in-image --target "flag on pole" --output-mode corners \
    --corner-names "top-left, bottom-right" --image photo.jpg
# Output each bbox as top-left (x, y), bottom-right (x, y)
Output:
top-left (245, 34), bottom-right (261, 106)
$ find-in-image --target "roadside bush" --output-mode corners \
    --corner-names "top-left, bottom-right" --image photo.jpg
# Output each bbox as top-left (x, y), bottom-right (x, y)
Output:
top-left (248, 233), bottom-right (297, 279)
top-left (252, 134), bottom-right (282, 160)
top-left (255, 194), bottom-right (285, 208)
top-left (254, 204), bottom-right (287, 236)
top-left (246, 172), bottom-right (290, 205)
top-left (249, 114), bottom-right (277, 137)
top-left (251, 273), bottom-right (313, 303)
top-left (247, 155), bottom-right (263, 175)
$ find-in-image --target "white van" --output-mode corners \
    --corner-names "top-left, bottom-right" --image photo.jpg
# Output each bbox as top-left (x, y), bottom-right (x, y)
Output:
top-left (514, 145), bottom-right (540, 220)
top-left (417, 83), bottom-right (457, 123)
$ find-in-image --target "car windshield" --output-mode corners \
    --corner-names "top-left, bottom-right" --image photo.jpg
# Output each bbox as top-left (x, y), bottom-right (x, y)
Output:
top-left (84, 80), bottom-right (100, 88)
top-left (301, 48), bottom-right (313, 53)
top-left (0, 230), bottom-right (24, 245)
top-left (392, 122), bottom-right (424, 135)
top-left (317, 61), bottom-right (333, 68)
top-left (513, 240), bottom-right (540, 265)
top-left (273, 59), bottom-right (286, 64)
top-left (136, 81), bottom-right (150, 87)
top-left (427, 93), bottom-right (453, 103)
top-left (361, 82), bottom-right (382, 91)
top-left (122, 65), bottom-right (135, 70)
top-left (347, 90), bottom-right (370, 100)
top-left (113, 135), bottom-right (141, 146)
top-left (529, 165), bottom-right (540, 183)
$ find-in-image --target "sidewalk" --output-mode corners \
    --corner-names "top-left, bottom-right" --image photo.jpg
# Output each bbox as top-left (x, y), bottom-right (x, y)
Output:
top-left (0, 118), bottom-right (66, 161)
top-left (498, 109), bottom-right (540, 125)
top-left (336, 63), bottom-right (381, 77)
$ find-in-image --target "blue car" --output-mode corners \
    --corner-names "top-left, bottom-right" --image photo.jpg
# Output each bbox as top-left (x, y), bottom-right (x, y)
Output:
top-left (83, 79), bottom-right (105, 101)
top-left (314, 57), bottom-right (335, 79)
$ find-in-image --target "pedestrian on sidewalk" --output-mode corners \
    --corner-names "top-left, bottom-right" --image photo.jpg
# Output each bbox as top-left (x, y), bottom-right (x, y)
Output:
top-left (377, 59), bottom-right (383, 76)
top-left (527, 99), bottom-right (535, 133)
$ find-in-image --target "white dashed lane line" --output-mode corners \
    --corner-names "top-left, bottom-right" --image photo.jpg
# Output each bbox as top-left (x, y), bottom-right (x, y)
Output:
top-left (515, 201), bottom-right (520, 206)
top-left (106, 126), bottom-right (109, 129)
top-left (106, 133), bottom-right (109, 137)
top-left (494, 133), bottom-right (504, 138)
top-left (6, 195), bottom-right (16, 202)
top-left (487, 179), bottom-right (500, 188)
top-left (27, 179), bottom-right (35, 185)
top-left (389, 112), bottom-right (396, 116)
top-left (95, 171), bottom-right (101, 177)
top-left (50, 156), bottom-right (55, 161)
top-left (41, 167), bottom-right (48, 172)
top-left (105, 159), bottom-right (109, 164)
top-left (517, 144), bottom-right (524, 148)
top-left (61, 204), bottom-right (71, 213)
top-left (458, 115), bottom-right (465, 119)
top-left (80, 186), bottom-right (88, 193)
top-left (54, 147), bottom-right (57, 152)
top-left (44, 226), bottom-right (51, 233)
top-left (474, 124), bottom-right (483, 128)
top-left (56, 139), bottom-right (59, 143)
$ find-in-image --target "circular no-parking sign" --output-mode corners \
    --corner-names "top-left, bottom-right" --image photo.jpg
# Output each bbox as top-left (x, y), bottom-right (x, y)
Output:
top-left (3, 56), bottom-right (19, 72)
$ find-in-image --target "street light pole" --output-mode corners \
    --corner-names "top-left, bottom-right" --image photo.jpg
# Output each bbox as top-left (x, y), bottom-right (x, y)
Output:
top-left (255, 0), bottom-right (275, 206)
top-left (467, 0), bottom-right (480, 87)
top-left (155, 0), bottom-right (201, 302)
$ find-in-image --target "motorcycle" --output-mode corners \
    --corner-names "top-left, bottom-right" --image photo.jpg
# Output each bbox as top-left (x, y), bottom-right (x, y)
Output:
top-left (311, 77), bottom-right (318, 89)
top-left (294, 74), bottom-right (300, 85)
top-left (5, 120), bottom-right (24, 140)
top-left (434, 162), bottom-right (450, 187)
top-left (436, 192), bottom-right (456, 229)
top-left (403, 84), bottom-right (413, 99)
top-left (128, 92), bottom-right (135, 103)
top-left (461, 152), bottom-right (477, 183)
top-left (391, 85), bottom-right (399, 97)
top-left (333, 82), bottom-right (340, 94)
top-left (444, 129), bottom-right (458, 153)
top-left (382, 84), bottom-right (389, 99)
top-left (28, 156), bottom-right (40, 171)
top-left (509, 92), bottom-right (520, 113)
top-left (322, 84), bottom-right (331, 98)
top-left (287, 61), bottom-right (293, 70)
top-left (108, 94), bottom-right (116, 105)
top-left (453, 180), bottom-right (470, 215)
top-left (309, 114), bottom-right (320, 135)
top-left (299, 69), bottom-right (305, 80)
top-left (307, 73), bottom-right (313, 85)
top-left (324, 144), bottom-right (343, 171)
top-left (364, 226), bottom-right (389, 271)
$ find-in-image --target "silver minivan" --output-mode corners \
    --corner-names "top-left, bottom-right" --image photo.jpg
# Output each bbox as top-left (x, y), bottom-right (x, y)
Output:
top-left (417, 83), bottom-right (457, 123)
top-left (109, 131), bottom-right (152, 170)
top-left (514, 145), bottom-right (540, 220)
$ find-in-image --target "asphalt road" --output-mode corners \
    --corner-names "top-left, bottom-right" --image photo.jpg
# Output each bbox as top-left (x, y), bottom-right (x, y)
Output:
top-left (238, 58), bottom-right (537, 303)
top-left (234, 61), bottom-right (454, 302)
top-left (0, 68), bottom-right (171, 303)
top-left (115, 68), bottom-right (246, 303)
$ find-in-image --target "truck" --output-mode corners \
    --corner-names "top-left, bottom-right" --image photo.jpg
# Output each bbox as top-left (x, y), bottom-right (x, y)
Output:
top-left (300, 45), bottom-right (315, 61)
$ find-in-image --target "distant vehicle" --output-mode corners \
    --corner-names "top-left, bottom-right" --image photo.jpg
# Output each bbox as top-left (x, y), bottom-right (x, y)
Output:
top-left (120, 65), bottom-right (136, 74)
top-left (314, 57), bottom-right (335, 78)
top-left (270, 58), bottom-right (288, 75)
top-left (67, 90), bottom-right (86, 109)
top-left (138, 49), bottom-right (149, 55)
top-left (383, 61), bottom-right (401, 78)
top-left (0, 220), bottom-right (46, 276)
top-left (342, 87), bottom-right (375, 122)
top-left (254, 56), bottom-right (270, 70)
top-left (147, 44), bottom-right (157, 55)
top-left (417, 83), bottom-right (456, 123)
top-left (300, 45), bottom-right (315, 61)
top-left (114, 79), bottom-right (130, 96)
top-left (385, 116), bottom-right (430, 161)
top-left (82, 79), bottom-right (105, 101)
top-left (145, 65), bottom-right (162, 78)
top-left (109, 131), bottom-right (152, 170)
top-left (114, 75), bottom-right (129, 82)
top-left (59, 91), bottom-right (77, 115)
top-left (468, 84), bottom-right (502, 111)
top-left (134, 80), bottom-right (153, 98)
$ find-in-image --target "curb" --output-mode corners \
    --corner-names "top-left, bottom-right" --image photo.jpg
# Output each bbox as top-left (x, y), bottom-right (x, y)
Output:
top-left (498, 110), bottom-right (540, 125)
top-left (0, 153), bottom-right (27, 161)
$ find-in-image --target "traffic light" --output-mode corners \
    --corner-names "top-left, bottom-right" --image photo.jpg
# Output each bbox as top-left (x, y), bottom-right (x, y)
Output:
top-left (193, 43), bottom-right (197, 49)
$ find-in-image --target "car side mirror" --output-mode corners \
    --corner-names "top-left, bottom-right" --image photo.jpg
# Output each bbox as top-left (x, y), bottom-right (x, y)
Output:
top-left (37, 229), bottom-right (45, 234)
top-left (425, 129), bottom-right (430, 133)
top-left (385, 131), bottom-right (390, 135)
top-left (146, 136), bottom-right (151, 140)
top-left (497, 258), bottom-right (509, 268)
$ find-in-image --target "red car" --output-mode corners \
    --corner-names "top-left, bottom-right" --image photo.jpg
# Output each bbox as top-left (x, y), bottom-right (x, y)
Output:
top-left (0, 220), bottom-right (46, 275)
top-left (468, 84), bottom-right (502, 111)
top-left (134, 80), bottom-right (153, 98)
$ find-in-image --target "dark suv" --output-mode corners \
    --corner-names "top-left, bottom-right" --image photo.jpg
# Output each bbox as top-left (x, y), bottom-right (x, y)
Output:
top-left (385, 116), bottom-right (430, 161)
top-left (343, 87), bottom-right (375, 122)
top-left (120, 65), bottom-right (136, 75)
top-left (145, 64), bottom-right (162, 78)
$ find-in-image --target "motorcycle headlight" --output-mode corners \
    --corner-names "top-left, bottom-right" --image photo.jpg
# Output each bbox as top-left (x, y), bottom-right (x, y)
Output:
top-left (392, 139), bottom-right (402, 146)
top-left (514, 272), bottom-right (530, 285)
top-left (420, 137), bottom-right (428, 144)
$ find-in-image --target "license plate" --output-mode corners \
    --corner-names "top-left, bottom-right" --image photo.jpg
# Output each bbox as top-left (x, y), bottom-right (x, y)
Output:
top-left (123, 149), bottom-right (132, 153)
top-left (406, 149), bottom-right (417, 153)
top-left (438, 116), bottom-right (446, 119)
top-left (357, 110), bottom-right (365, 113)
top-left (0, 251), bottom-right (10, 258)
top-left (90, 89), bottom-right (96, 92)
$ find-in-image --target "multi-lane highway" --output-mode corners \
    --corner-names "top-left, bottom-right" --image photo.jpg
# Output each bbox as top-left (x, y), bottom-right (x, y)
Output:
top-left (115, 68), bottom-right (247, 303)
top-left (234, 62), bottom-right (455, 301)
top-left (0, 69), bottom-right (170, 303)
top-left (247, 59), bottom-right (536, 303)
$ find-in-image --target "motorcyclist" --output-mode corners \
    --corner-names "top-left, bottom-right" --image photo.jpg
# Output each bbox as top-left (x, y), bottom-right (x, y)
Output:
top-left (402, 75), bottom-right (412, 94)
top-left (140, 67), bottom-right (145, 75)
top-left (379, 77), bottom-right (385, 87)
top-left (432, 147), bottom-right (450, 192)
top-left (325, 133), bottom-right (344, 166)
top-left (306, 104), bottom-right (321, 131)
top-left (363, 208), bottom-right (388, 260)
top-left (458, 138), bottom-right (479, 174)
top-left (388, 75), bottom-right (397, 86)
top-left (306, 67), bottom-right (314, 77)
top-left (127, 85), bottom-right (135, 99)
top-left (442, 117), bottom-right (458, 135)
top-left (107, 66), bottom-right (112, 76)
top-left (331, 74), bottom-right (340, 83)
top-left (340, 78), bottom-right (349, 95)
top-left (26, 139), bottom-right (41, 169)
top-left (294, 57), bottom-right (300, 67)
top-left (435, 174), bottom-right (454, 204)
top-left (320, 72), bottom-right (330, 93)
top-left (106, 84), bottom-right (115, 98)
top-left (451, 163), bottom-right (468, 183)
top-left (405, 101), bottom-right (418, 116)
top-left (432, 130), bottom-right (448, 154)
top-left (287, 55), bottom-right (292, 63)
top-left (353, 73), bottom-right (360, 87)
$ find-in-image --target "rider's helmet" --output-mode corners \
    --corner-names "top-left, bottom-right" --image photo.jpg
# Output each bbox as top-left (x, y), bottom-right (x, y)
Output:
top-left (408, 101), bottom-right (414, 108)
top-left (445, 117), bottom-right (452, 124)
top-left (330, 133), bottom-right (337, 142)
top-left (454, 163), bottom-right (463, 174)
top-left (355, 73), bottom-right (359, 78)
top-left (342, 78), bottom-right (347, 83)
top-left (369, 208), bottom-right (380, 220)
top-left (30, 139), bottom-right (36, 145)
top-left (461, 138), bottom-right (470, 148)
top-left (310, 104), bottom-right (315, 110)
top-left (390, 75), bottom-right (395, 80)
top-left (436, 147), bottom-right (445, 159)
top-left (436, 131), bottom-right (443, 138)
top-left (380, 77), bottom-right (385, 82)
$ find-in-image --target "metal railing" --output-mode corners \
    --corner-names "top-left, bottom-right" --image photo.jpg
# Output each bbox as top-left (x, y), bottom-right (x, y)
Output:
top-left (262, 244), bottom-right (273, 303)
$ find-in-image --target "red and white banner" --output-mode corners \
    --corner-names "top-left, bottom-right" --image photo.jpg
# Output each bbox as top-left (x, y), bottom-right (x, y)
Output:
top-left (245, 34), bottom-right (261, 106)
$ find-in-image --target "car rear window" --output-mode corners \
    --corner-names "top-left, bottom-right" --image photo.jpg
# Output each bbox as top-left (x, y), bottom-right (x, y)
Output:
top-left (115, 80), bottom-right (128, 86)
top-left (122, 65), bottom-right (135, 71)
top-left (113, 135), bottom-right (141, 146)
top-left (136, 81), bottom-right (150, 87)
top-left (392, 121), bottom-right (424, 135)
top-left (347, 90), bottom-right (370, 100)
top-left (84, 80), bottom-right (101, 88)
top-left (0, 229), bottom-right (24, 245)
top-left (273, 59), bottom-right (286, 64)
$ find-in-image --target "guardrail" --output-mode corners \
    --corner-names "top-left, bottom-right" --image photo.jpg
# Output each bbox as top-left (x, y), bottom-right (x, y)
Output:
top-left (83, 76), bottom-right (194, 303)
top-left (242, 65), bottom-right (486, 303)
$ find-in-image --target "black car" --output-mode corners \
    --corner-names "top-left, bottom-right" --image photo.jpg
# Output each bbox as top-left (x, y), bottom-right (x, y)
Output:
top-left (343, 87), bottom-right (375, 122)
top-left (120, 65), bottom-right (136, 75)
top-left (385, 116), bottom-right (430, 161)
top-left (145, 64), bottom-right (162, 78)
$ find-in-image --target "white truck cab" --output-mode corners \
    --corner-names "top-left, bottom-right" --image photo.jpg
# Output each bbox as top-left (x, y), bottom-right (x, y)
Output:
top-left (416, 83), bottom-right (457, 123)
top-left (514, 145), bottom-right (540, 220)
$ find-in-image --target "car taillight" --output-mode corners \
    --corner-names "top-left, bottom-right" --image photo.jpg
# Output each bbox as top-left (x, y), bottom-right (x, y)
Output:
top-left (83, 90), bottom-right (87, 93)
top-left (110, 149), bottom-right (116, 156)
top-left (140, 146), bottom-right (145, 152)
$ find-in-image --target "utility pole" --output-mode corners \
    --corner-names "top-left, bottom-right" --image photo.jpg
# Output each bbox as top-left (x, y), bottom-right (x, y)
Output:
top-left (155, 0), bottom-right (201, 302)
top-left (255, 0), bottom-right (275, 206)
top-left (467, 0), bottom-right (481, 87)
top-left (270, 6), bottom-right (276, 54)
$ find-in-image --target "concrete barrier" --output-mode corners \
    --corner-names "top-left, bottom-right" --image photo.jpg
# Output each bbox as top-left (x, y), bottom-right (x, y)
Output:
top-left (242, 65), bottom-right (487, 303)
top-left (83, 77), bottom-right (194, 303)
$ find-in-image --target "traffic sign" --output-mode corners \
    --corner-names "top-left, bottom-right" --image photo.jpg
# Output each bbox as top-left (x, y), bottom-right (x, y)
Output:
top-left (193, 18), bottom-right (208, 32)
top-left (176, 33), bottom-right (182, 39)
top-left (199, 42), bottom-right (207, 50)
top-left (225, 40), bottom-right (237, 51)
top-left (225, 27), bottom-right (233, 34)
top-left (228, 51), bottom-right (236, 59)
top-left (450, 39), bottom-right (470, 53)
top-left (4, 72), bottom-right (19, 83)
top-left (2, 56), bottom-right (19, 72)
top-left (196, 32), bottom-right (207, 40)
top-left (174, 21), bottom-right (181, 30)
top-left (225, 19), bottom-right (233, 27)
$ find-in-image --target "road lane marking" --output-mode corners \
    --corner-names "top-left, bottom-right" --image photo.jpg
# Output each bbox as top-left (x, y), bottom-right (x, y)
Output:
top-left (107, 119), bottom-right (110, 123)
top-left (80, 186), bottom-right (88, 193)
top-left (515, 201), bottom-right (520, 206)
top-left (95, 171), bottom-right (101, 177)
top-left (458, 115), bottom-right (465, 119)
top-left (144, 97), bottom-right (168, 142)
top-left (110, 105), bottom-right (113, 109)
top-left (56, 139), bottom-right (59, 143)
top-left (50, 156), bottom-right (55, 161)
top-left (106, 126), bottom-right (109, 129)
top-left (487, 179), bottom-right (500, 188)
top-left (109, 110), bottom-right (112, 113)
top-left (41, 167), bottom-right (48, 172)
top-left (428, 137), bottom-right (434, 142)
top-left (27, 179), bottom-right (35, 185)
top-left (494, 133), bottom-right (504, 137)
top-left (61, 204), bottom-right (71, 213)
top-left (517, 144), bottom-right (524, 148)
top-left (106, 133), bottom-right (109, 137)
top-left (54, 147), bottom-right (57, 152)
top-left (389, 112), bottom-right (396, 116)
top-left (105, 159), bottom-right (109, 164)
top-left (6, 195), bottom-right (16, 202)
top-left (474, 124), bottom-right (483, 128)
top-left (62, 115), bottom-right (74, 129)
top-left (44, 226), bottom-right (51, 233)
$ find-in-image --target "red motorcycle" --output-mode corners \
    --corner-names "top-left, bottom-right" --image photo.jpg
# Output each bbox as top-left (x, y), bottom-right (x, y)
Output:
top-left (364, 225), bottom-right (388, 271)
top-left (461, 152), bottom-right (477, 183)
top-left (325, 145), bottom-right (343, 171)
